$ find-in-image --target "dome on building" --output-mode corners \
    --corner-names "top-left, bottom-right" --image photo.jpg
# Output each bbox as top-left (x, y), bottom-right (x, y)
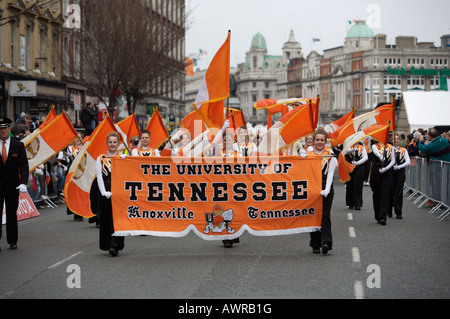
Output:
top-left (251, 32), bottom-right (267, 50)
top-left (346, 20), bottom-right (374, 38)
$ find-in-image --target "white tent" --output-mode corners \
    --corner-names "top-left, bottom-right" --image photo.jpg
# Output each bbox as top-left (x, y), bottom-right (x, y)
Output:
top-left (398, 91), bottom-right (450, 133)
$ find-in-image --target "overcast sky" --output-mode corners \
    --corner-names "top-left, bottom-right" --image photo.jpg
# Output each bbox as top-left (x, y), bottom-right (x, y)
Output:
top-left (185, 0), bottom-right (450, 69)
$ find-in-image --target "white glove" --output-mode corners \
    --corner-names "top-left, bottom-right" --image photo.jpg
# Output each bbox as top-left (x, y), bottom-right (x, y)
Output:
top-left (393, 165), bottom-right (399, 171)
top-left (120, 154), bottom-right (127, 159)
top-left (102, 191), bottom-right (112, 199)
top-left (320, 189), bottom-right (330, 197)
top-left (299, 149), bottom-right (307, 158)
top-left (351, 161), bottom-right (358, 165)
top-left (223, 119), bottom-right (230, 130)
top-left (16, 184), bottom-right (28, 193)
top-left (379, 167), bottom-right (387, 174)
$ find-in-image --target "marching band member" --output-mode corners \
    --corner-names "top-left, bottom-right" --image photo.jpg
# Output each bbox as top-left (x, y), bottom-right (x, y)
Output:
top-left (96, 131), bottom-right (125, 256)
top-left (171, 131), bottom-right (191, 157)
top-left (307, 127), bottom-right (337, 255)
top-left (131, 130), bottom-right (160, 157)
top-left (211, 120), bottom-right (240, 248)
top-left (234, 126), bottom-right (257, 157)
top-left (345, 142), bottom-right (368, 210)
top-left (370, 138), bottom-right (396, 225)
top-left (389, 133), bottom-right (410, 219)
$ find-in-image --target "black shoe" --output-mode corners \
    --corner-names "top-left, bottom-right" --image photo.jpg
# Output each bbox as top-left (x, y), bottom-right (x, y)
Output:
top-left (349, 206), bottom-right (354, 209)
top-left (321, 244), bottom-right (330, 255)
top-left (232, 237), bottom-right (240, 244)
top-left (396, 215), bottom-right (402, 219)
top-left (312, 248), bottom-right (320, 254)
top-left (379, 219), bottom-right (386, 225)
top-left (109, 248), bottom-right (118, 257)
top-left (9, 244), bottom-right (18, 249)
top-left (354, 207), bottom-right (361, 210)
top-left (223, 241), bottom-right (233, 248)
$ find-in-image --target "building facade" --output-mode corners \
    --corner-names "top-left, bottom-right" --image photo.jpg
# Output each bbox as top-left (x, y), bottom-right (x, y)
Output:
top-left (0, 0), bottom-right (66, 122)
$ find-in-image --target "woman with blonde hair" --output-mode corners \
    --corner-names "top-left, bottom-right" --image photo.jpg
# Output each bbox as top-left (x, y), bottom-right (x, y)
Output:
top-left (96, 131), bottom-right (125, 256)
top-left (307, 127), bottom-right (337, 254)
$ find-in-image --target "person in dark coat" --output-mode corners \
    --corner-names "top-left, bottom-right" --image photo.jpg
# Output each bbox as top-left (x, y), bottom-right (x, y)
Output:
top-left (0, 117), bottom-right (29, 251)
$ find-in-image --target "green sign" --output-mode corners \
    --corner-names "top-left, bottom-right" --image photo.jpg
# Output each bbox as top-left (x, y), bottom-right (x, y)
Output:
top-left (387, 67), bottom-right (450, 76)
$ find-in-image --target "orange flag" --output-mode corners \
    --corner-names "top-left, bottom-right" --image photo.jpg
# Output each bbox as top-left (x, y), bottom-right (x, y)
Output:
top-left (185, 57), bottom-right (195, 76)
top-left (64, 115), bottom-right (120, 218)
top-left (193, 31), bottom-right (230, 129)
top-left (227, 107), bottom-right (246, 129)
top-left (115, 113), bottom-right (140, 147)
top-left (21, 106), bottom-right (58, 146)
top-left (26, 112), bottom-right (78, 172)
top-left (338, 123), bottom-right (391, 183)
top-left (329, 103), bottom-right (395, 147)
top-left (179, 110), bottom-right (207, 140)
top-left (145, 107), bottom-right (169, 149)
top-left (324, 108), bottom-right (355, 134)
top-left (258, 101), bottom-right (316, 155)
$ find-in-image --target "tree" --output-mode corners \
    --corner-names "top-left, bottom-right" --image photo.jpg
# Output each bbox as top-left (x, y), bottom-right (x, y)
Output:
top-left (80, 0), bottom-right (186, 117)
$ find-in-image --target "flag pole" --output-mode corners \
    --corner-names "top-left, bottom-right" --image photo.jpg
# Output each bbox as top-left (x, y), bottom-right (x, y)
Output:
top-left (226, 30), bottom-right (231, 121)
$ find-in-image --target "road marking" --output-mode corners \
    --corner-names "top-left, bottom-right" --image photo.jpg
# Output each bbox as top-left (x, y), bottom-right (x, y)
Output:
top-left (354, 281), bottom-right (365, 299)
top-left (347, 213), bottom-right (353, 221)
top-left (49, 251), bottom-right (82, 269)
top-left (352, 247), bottom-right (361, 263)
top-left (349, 227), bottom-right (356, 238)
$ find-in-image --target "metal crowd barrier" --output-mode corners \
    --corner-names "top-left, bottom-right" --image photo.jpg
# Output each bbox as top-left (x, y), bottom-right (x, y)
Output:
top-left (404, 156), bottom-right (450, 221)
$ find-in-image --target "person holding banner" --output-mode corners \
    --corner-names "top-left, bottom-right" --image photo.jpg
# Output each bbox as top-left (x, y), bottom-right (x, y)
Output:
top-left (370, 139), bottom-right (395, 225)
top-left (234, 126), bottom-right (257, 157)
top-left (307, 128), bottom-right (337, 254)
top-left (96, 131), bottom-right (125, 256)
top-left (171, 131), bottom-right (191, 157)
top-left (0, 117), bottom-right (29, 251)
top-left (345, 142), bottom-right (368, 210)
top-left (211, 120), bottom-right (240, 248)
top-left (131, 130), bottom-right (160, 157)
top-left (389, 133), bottom-right (410, 219)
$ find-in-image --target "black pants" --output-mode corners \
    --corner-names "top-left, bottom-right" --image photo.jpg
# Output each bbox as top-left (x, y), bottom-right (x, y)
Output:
top-left (389, 168), bottom-right (405, 217)
top-left (0, 191), bottom-right (19, 245)
top-left (310, 186), bottom-right (334, 250)
top-left (346, 164), bottom-right (365, 208)
top-left (370, 168), bottom-right (393, 221)
top-left (99, 196), bottom-right (124, 251)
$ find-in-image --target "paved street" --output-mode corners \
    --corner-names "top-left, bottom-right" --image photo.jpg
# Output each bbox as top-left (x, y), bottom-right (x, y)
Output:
top-left (1, 178), bottom-right (449, 301)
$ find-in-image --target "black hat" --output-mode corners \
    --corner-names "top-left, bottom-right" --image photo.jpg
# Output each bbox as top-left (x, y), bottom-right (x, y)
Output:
top-left (0, 117), bottom-right (12, 128)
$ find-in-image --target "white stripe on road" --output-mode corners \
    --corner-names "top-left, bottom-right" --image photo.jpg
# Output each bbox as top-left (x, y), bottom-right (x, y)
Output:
top-left (48, 251), bottom-right (82, 269)
top-left (354, 281), bottom-right (365, 299)
top-left (349, 227), bottom-right (356, 238)
top-left (352, 247), bottom-right (361, 263)
top-left (347, 213), bottom-right (353, 221)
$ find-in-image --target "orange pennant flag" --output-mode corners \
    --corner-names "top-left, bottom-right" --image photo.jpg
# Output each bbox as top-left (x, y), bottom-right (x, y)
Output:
top-left (338, 123), bottom-right (391, 183)
top-left (329, 104), bottom-right (395, 147)
top-left (185, 57), bottom-right (195, 76)
top-left (145, 108), bottom-right (169, 149)
top-left (115, 113), bottom-right (141, 147)
top-left (64, 115), bottom-right (120, 218)
top-left (324, 108), bottom-right (355, 134)
top-left (227, 107), bottom-right (246, 129)
top-left (179, 110), bottom-right (207, 140)
top-left (26, 112), bottom-right (78, 172)
top-left (21, 106), bottom-right (58, 146)
top-left (193, 31), bottom-right (230, 129)
top-left (258, 101), bottom-right (316, 155)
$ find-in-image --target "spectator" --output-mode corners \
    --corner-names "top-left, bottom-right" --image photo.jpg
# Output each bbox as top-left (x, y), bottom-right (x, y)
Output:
top-left (407, 131), bottom-right (420, 157)
top-left (81, 102), bottom-right (98, 136)
top-left (418, 128), bottom-right (450, 162)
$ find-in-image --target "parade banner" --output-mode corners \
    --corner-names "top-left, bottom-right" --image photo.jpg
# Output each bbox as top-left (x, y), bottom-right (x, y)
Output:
top-left (111, 156), bottom-right (323, 240)
top-left (2, 192), bottom-right (40, 225)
